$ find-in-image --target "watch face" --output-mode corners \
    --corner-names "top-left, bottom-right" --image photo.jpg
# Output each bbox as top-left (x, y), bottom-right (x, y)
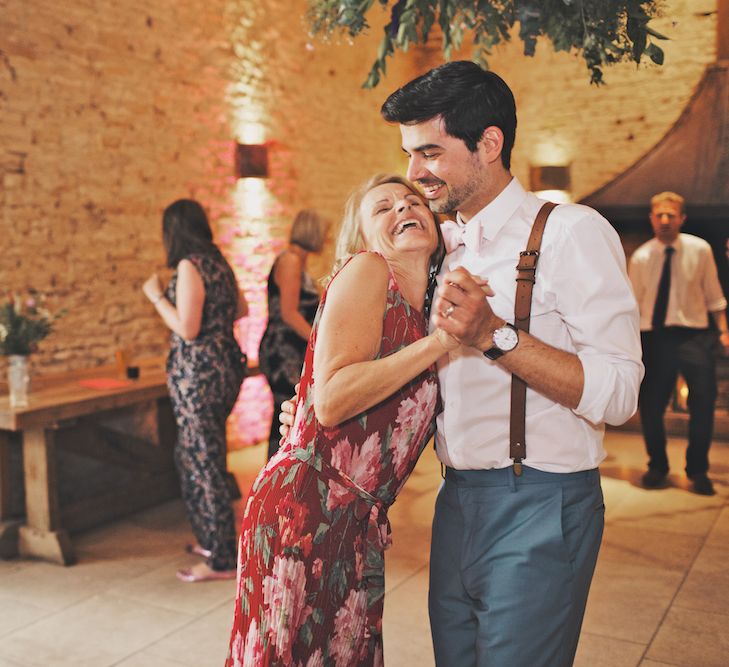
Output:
top-left (494, 325), bottom-right (518, 351)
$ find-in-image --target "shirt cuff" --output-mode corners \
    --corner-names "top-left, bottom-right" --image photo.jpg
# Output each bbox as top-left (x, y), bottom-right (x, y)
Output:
top-left (574, 353), bottom-right (640, 426)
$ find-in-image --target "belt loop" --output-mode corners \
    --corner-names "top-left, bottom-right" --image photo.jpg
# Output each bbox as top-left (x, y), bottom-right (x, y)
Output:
top-left (508, 467), bottom-right (517, 493)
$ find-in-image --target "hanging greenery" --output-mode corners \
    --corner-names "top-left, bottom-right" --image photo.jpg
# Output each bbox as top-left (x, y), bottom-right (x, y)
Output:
top-left (306, 0), bottom-right (668, 88)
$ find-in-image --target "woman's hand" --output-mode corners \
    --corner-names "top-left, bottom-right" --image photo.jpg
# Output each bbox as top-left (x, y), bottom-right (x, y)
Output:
top-left (432, 267), bottom-right (498, 348)
top-left (143, 274), bottom-right (164, 303)
top-left (434, 328), bottom-right (460, 352)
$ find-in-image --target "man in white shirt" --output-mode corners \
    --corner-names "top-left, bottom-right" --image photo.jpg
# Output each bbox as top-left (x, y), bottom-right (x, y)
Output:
top-left (628, 191), bottom-right (729, 496)
top-left (381, 61), bottom-right (643, 667)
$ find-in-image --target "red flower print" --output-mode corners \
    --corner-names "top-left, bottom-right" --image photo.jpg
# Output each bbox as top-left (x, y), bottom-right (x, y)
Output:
top-left (263, 555), bottom-right (308, 663)
top-left (328, 433), bottom-right (381, 511)
top-left (391, 380), bottom-right (438, 478)
top-left (276, 496), bottom-right (310, 549)
top-left (330, 588), bottom-right (368, 667)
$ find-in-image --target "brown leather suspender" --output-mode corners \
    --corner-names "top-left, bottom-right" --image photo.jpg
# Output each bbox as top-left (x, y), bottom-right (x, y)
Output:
top-left (510, 201), bottom-right (557, 475)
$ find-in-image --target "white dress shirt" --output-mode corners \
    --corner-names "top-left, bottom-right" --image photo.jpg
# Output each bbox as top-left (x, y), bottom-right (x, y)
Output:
top-left (628, 233), bottom-right (727, 331)
top-left (431, 178), bottom-right (643, 473)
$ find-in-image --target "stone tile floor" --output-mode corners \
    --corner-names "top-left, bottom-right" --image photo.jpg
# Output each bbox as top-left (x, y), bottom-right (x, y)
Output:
top-left (0, 430), bottom-right (726, 666)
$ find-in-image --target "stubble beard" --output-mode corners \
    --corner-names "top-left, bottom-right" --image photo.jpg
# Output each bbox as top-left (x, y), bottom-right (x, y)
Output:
top-left (427, 152), bottom-right (485, 215)
top-left (427, 173), bottom-right (481, 216)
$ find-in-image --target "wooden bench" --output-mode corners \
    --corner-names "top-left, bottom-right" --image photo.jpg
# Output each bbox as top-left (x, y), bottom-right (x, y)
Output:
top-left (0, 359), bottom-right (178, 565)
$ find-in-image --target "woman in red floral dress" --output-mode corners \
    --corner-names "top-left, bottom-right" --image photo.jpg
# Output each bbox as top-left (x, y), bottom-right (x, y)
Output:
top-left (226, 174), bottom-right (456, 666)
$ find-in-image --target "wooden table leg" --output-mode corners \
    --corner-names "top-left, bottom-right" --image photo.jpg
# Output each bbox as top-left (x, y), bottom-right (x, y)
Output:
top-left (18, 427), bottom-right (75, 565)
top-left (0, 431), bottom-right (21, 558)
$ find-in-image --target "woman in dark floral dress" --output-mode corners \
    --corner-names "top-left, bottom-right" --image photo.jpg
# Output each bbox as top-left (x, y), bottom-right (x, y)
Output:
top-left (226, 175), bottom-right (454, 666)
top-left (260, 210), bottom-right (327, 460)
top-left (143, 199), bottom-right (248, 583)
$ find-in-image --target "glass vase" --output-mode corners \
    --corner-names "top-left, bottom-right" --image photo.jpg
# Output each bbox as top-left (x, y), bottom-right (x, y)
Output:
top-left (8, 354), bottom-right (30, 408)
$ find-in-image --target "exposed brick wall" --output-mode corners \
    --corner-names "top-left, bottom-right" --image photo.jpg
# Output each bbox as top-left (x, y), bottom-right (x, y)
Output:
top-left (0, 0), bottom-right (416, 379)
top-left (1, 0), bottom-right (234, 374)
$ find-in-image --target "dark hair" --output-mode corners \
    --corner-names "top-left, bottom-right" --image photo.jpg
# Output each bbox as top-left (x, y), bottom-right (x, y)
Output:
top-left (162, 199), bottom-right (217, 267)
top-left (381, 61), bottom-right (517, 170)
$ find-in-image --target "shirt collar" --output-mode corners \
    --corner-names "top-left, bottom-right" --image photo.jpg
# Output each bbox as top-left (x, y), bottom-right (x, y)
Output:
top-left (455, 177), bottom-right (528, 242)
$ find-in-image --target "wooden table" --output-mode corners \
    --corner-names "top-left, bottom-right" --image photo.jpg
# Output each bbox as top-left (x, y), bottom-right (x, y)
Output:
top-left (0, 366), bottom-right (177, 565)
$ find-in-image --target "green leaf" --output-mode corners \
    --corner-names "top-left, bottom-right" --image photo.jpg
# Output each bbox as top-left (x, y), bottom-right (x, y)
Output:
top-left (327, 559), bottom-right (352, 597)
top-left (645, 27), bottom-right (669, 40)
top-left (307, 0), bottom-right (667, 87)
top-left (298, 619), bottom-right (314, 646)
top-left (312, 606), bottom-right (325, 624)
top-left (282, 462), bottom-right (301, 486)
top-left (317, 479), bottom-right (332, 519)
top-left (645, 42), bottom-right (664, 65)
top-left (254, 524), bottom-right (276, 568)
top-left (313, 522), bottom-right (330, 544)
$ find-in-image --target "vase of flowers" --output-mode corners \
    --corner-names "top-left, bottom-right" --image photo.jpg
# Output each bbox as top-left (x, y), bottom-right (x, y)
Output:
top-left (0, 290), bottom-right (65, 408)
top-left (7, 355), bottom-right (30, 408)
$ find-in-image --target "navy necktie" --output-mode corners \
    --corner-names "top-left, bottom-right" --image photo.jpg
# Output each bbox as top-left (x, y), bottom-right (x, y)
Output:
top-left (652, 246), bottom-right (675, 329)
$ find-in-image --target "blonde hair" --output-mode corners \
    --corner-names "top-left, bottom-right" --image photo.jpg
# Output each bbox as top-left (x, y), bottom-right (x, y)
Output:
top-left (290, 209), bottom-right (328, 252)
top-left (326, 173), bottom-right (444, 284)
top-left (650, 191), bottom-right (685, 214)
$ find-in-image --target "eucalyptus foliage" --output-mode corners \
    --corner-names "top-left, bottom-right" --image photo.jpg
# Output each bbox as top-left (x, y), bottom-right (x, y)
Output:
top-left (307, 0), bottom-right (668, 88)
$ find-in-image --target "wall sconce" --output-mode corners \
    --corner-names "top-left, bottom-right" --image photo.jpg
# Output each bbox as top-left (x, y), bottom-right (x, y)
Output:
top-left (235, 143), bottom-right (269, 178)
top-left (529, 165), bottom-right (571, 203)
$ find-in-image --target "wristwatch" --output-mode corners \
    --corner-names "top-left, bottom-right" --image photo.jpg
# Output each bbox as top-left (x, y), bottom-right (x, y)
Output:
top-left (483, 323), bottom-right (519, 360)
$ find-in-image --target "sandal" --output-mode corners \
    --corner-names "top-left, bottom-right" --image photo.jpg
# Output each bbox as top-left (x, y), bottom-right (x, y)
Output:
top-left (176, 564), bottom-right (236, 583)
top-left (184, 543), bottom-right (212, 559)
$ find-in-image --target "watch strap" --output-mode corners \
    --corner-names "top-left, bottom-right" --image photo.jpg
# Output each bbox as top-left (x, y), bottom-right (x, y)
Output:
top-left (484, 323), bottom-right (518, 360)
top-left (510, 201), bottom-right (557, 474)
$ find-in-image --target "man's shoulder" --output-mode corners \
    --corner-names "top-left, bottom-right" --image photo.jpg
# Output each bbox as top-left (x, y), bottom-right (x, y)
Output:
top-left (530, 198), bottom-right (611, 228)
top-left (679, 233), bottom-right (711, 252)
top-left (529, 199), bottom-right (618, 246)
top-left (632, 237), bottom-right (657, 255)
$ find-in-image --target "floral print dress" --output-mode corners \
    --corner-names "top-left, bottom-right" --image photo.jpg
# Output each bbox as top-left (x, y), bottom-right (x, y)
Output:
top-left (226, 253), bottom-right (438, 666)
top-left (166, 250), bottom-right (246, 571)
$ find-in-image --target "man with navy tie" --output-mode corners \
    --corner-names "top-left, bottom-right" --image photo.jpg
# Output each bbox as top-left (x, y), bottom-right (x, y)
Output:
top-left (629, 191), bottom-right (729, 495)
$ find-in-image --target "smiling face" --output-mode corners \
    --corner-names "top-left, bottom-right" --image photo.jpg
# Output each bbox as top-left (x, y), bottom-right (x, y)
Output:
top-left (359, 182), bottom-right (438, 261)
top-left (400, 116), bottom-right (507, 221)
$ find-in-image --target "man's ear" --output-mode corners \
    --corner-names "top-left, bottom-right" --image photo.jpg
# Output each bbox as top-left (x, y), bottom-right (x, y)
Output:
top-left (479, 126), bottom-right (505, 165)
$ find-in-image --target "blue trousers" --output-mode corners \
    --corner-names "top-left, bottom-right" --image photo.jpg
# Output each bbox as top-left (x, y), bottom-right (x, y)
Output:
top-left (429, 465), bottom-right (604, 667)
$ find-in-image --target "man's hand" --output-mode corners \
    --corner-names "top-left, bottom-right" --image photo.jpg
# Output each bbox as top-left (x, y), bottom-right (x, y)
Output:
top-left (719, 331), bottom-right (729, 357)
top-left (278, 384), bottom-right (300, 442)
top-left (432, 267), bottom-right (498, 349)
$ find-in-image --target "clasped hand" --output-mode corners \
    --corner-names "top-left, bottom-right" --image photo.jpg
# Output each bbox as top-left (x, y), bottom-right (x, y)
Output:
top-left (432, 267), bottom-right (499, 349)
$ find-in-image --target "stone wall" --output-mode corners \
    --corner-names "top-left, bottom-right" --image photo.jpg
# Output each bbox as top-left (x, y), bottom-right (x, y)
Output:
top-left (0, 0), bottom-right (417, 378)
top-left (1, 0), bottom-right (234, 371)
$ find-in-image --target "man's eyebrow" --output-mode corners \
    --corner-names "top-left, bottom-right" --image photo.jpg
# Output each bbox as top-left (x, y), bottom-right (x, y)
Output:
top-left (401, 143), bottom-right (443, 154)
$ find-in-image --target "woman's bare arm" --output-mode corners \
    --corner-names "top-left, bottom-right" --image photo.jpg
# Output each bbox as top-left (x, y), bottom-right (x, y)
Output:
top-left (313, 253), bottom-right (453, 427)
top-left (145, 260), bottom-right (205, 341)
top-left (275, 252), bottom-right (313, 340)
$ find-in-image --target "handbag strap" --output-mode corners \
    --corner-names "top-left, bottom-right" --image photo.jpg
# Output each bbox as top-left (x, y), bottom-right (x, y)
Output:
top-left (510, 201), bottom-right (557, 475)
